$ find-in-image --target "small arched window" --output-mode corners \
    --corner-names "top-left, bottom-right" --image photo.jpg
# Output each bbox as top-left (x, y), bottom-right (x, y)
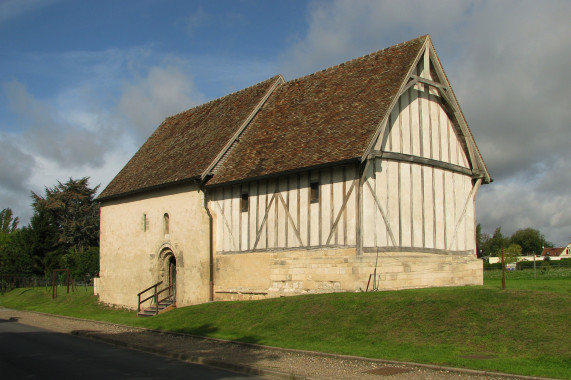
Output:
top-left (142, 213), bottom-right (148, 232)
top-left (163, 213), bottom-right (170, 235)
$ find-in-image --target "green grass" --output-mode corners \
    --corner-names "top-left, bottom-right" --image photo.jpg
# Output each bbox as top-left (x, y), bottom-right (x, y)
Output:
top-left (0, 286), bottom-right (137, 324)
top-left (485, 267), bottom-right (571, 294)
top-left (1, 271), bottom-right (570, 379)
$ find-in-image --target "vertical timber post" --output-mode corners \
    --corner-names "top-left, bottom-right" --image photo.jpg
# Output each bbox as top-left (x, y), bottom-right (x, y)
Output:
top-left (534, 251), bottom-right (537, 279)
top-left (357, 157), bottom-right (373, 256)
top-left (501, 246), bottom-right (506, 290)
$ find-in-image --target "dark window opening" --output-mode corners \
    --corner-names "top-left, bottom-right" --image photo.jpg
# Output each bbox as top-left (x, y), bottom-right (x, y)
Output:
top-left (310, 181), bottom-right (320, 203)
top-left (241, 193), bottom-right (249, 212)
top-left (164, 213), bottom-right (170, 235)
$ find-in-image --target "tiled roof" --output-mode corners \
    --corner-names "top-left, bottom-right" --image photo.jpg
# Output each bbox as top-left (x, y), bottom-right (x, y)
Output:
top-left (100, 36), bottom-right (434, 199)
top-left (98, 75), bottom-right (282, 200)
top-left (207, 35), bottom-right (426, 186)
top-left (541, 247), bottom-right (566, 257)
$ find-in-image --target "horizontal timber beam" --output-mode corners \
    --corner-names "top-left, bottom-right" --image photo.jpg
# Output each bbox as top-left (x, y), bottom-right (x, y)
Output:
top-left (363, 246), bottom-right (474, 256)
top-left (372, 151), bottom-right (474, 177)
top-left (410, 74), bottom-right (446, 89)
top-left (217, 244), bottom-right (357, 255)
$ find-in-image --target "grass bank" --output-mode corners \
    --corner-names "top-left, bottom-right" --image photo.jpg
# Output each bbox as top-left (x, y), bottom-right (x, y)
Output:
top-left (1, 271), bottom-right (570, 379)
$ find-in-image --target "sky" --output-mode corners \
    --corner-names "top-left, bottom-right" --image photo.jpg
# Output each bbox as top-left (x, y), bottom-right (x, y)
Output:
top-left (1, 0), bottom-right (570, 247)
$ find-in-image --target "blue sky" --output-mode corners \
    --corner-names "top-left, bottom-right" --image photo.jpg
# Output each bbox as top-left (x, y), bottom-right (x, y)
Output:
top-left (1, 0), bottom-right (570, 246)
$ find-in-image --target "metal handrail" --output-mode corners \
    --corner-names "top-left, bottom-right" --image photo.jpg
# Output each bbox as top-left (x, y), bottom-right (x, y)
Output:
top-left (155, 283), bottom-right (175, 314)
top-left (137, 281), bottom-right (175, 314)
top-left (137, 281), bottom-right (163, 297)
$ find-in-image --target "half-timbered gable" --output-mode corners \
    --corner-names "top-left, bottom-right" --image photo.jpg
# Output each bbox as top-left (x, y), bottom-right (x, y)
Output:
top-left (97, 35), bottom-right (490, 309)
top-left (362, 43), bottom-right (485, 255)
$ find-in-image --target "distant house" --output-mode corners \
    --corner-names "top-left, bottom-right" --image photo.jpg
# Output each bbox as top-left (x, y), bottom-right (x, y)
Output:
top-left (541, 244), bottom-right (571, 258)
top-left (96, 35), bottom-right (491, 310)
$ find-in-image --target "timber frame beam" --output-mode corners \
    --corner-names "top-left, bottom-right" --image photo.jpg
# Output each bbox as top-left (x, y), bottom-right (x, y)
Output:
top-left (361, 40), bottom-right (490, 184)
top-left (356, 157), bottom-right (373, 255)
top-left (407, 73), bottom-right (480, 173)
top-left (371, 150), bottom-right (478, 178)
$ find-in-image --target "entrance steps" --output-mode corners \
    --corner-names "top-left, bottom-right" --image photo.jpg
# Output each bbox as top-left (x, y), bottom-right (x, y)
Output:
top-left (137, 299), bottom-right (175, 317)
top-left (137, 281), bottom-right (176, 317)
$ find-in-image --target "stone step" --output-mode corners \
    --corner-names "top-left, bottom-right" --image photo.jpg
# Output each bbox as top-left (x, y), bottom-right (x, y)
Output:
top-left (136, 299), bottom-right (175, 317)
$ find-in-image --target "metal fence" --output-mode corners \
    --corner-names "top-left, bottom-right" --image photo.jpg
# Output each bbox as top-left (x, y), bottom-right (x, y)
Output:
top-left (0, 274), bottom-right (93, 293)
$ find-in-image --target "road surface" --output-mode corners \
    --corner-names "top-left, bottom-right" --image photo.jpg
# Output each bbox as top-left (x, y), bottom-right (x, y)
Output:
top-left (0, 317), bottom-right (261, 379)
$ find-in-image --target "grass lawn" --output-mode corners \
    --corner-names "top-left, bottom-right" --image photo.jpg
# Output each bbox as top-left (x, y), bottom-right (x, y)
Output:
top-left (1, 269), bottom-right (570, 379)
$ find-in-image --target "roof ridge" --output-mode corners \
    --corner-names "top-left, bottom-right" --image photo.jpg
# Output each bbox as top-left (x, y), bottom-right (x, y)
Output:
top-left (165, 74), bottom-right (283, 120)
top-left (285, 35), bottom-right (429, 85)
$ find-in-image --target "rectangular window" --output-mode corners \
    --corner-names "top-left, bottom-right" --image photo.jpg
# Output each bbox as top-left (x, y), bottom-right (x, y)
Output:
top-left (241, 192), bottom-right (249, 212)
top-left (310, 181), bottom-right (319, 203)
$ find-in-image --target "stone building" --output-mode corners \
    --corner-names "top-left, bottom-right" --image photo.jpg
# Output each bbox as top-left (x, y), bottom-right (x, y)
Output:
top-left (97, 35), bottom-right (491, 309)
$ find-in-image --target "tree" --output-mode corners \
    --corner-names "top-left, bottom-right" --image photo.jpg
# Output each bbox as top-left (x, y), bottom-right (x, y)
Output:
top-left (476, 223), bottom-right (489, 257)
top-left (32, 177), bottom-right (100, 251)
top-left (0, 208), bottom-right (19, 233)
top-left (510, 228), bottom-right (552, 256)
top-left (28, 177), bottom-right (100, 275)
top-left (0, 229), bottom-right (33, 275)
top-left (481, 227), bottom-right (510, 257)
top-left (503, 243), bottom-right (522, 265)
top-left (22, 202), bottom-right (60, 274)
top-left (61, 246), bottom-right (99, 279)
top-left (0, 209), bottom-right (32, 276)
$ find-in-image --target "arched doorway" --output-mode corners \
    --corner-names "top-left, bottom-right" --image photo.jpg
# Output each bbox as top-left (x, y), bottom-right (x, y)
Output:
top-left (159, 249), bottom-right (176, 302)
top-left (168, 255), bottom-right (176, 293)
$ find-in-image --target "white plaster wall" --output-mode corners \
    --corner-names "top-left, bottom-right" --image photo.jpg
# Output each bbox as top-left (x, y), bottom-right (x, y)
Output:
top-left (211, 165), bottom-right (358, 253)
top-left (363, 159), bottom-right (476, 253)
top-left (98, 184), bottom-right (211, 309)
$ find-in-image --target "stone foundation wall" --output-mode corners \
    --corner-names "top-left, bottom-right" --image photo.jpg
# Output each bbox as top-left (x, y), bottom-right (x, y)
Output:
top-left (213, 247), bottom-right (483, 301)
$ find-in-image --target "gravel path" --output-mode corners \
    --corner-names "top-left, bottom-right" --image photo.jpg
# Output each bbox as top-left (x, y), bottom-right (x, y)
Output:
top-left (0, 307), bottom-right (552, 380)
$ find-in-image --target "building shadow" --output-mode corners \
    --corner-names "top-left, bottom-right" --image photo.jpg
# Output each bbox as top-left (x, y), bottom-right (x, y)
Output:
top-left (70, 325), bottom-right (282, 378)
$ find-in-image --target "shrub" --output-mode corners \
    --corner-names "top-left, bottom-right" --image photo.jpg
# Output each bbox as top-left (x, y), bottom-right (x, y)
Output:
top-left (484, 261), bottom-right (503, 270)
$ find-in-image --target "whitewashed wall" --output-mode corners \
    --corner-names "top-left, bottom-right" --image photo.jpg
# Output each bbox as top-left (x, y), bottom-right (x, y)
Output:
top-left (210, 165), bottom-right (358, 253)
top-left (98, 184), bottom-right (211, 309)
top-left (364, 56), bottom-right (476, 253)
top-left (362, 160), bottom-right (475, 252)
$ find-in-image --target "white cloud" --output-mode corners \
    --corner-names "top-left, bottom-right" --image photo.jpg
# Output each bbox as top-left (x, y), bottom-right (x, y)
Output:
top-left (0, 79), bottom-right (124, 224)
top-left (280, 0), bottom-right (468, 79)
top-left (3, 80), bottom-right (115, 169)
top-left (0, 44), bottom-right (208, 224)
top-left (185, 7), bottom-right (208, 36)
top-left (119, 65), bottom-right (203, 143)
top-left (0, 134), bottom-right (36, 224)
top-left (0, 136), bottom-right (35, 193)
top-left (0, 0), bottom-right (63, 23)
top-left (477, 176), bottom-right (571, 247)
top-left (449, 1), bottom-right (571, 180)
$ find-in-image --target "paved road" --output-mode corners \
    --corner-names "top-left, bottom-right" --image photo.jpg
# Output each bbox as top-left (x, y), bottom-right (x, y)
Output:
top-left (0, 318), bottom-right (260, 379)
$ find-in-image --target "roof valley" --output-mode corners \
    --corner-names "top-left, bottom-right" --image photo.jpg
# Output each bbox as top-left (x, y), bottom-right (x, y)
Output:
top-left (202, 76), bottom-right (285, 181)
